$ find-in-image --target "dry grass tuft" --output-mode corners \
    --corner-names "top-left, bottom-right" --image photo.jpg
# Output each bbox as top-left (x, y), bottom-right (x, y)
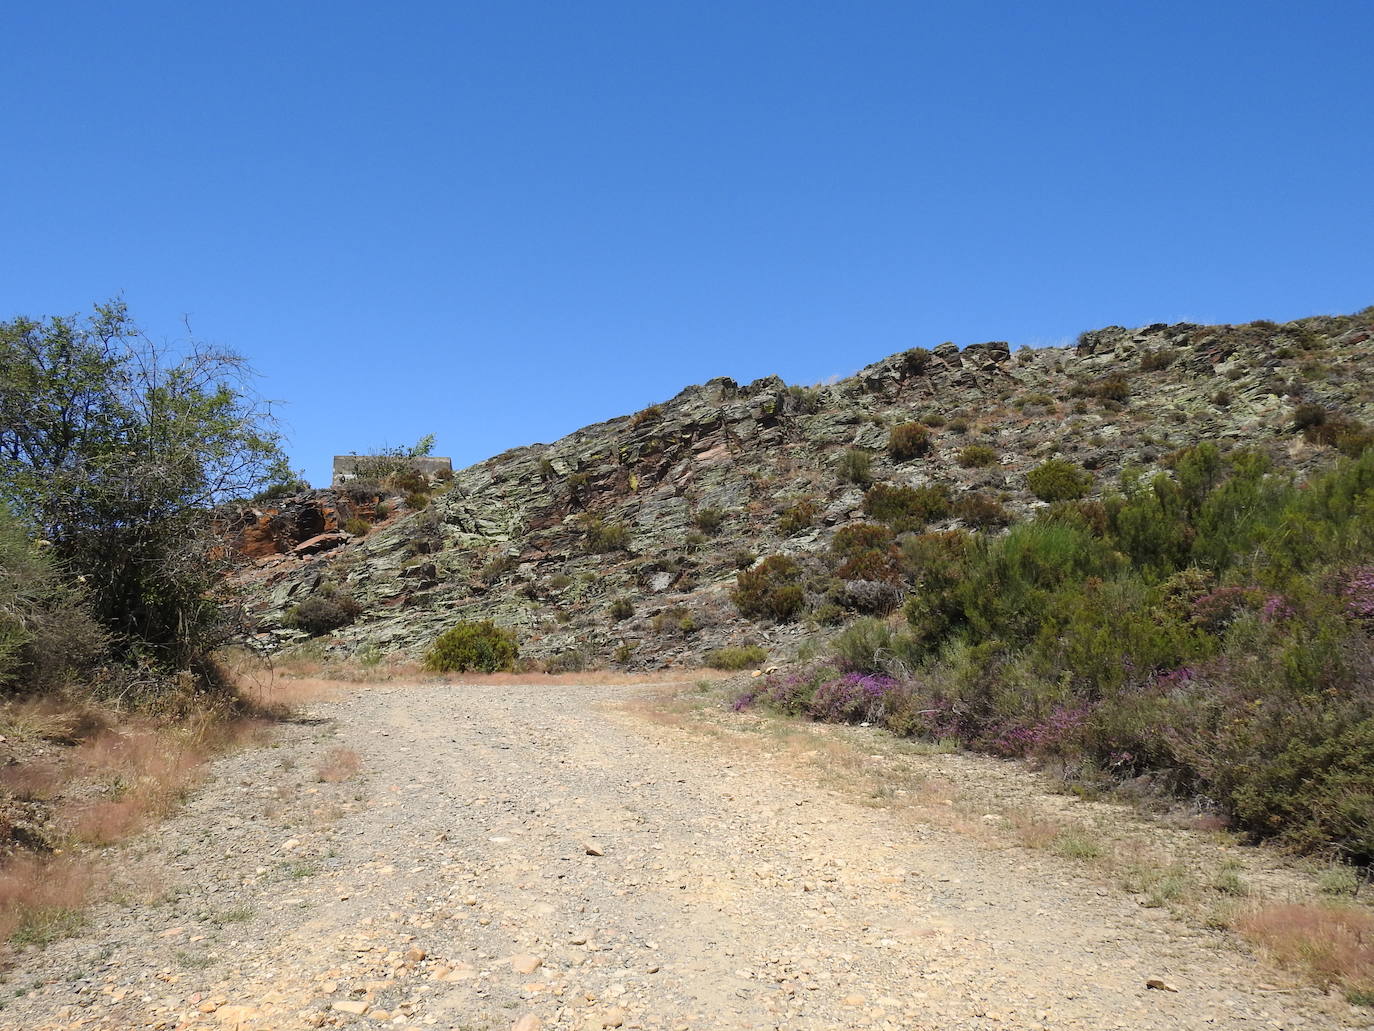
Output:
top-left (1236, 903), bottom-right (1374, 1001)
top-left (0, 853), bottom-right (100, 945)
top-left (315, 747), bottom-right (361, 783)
top-left (0, 692), bottom-right (276, 944)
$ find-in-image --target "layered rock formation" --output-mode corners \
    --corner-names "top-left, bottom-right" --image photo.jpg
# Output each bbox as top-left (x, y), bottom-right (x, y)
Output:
top-left (233, 309), bottom-right (1374, 668)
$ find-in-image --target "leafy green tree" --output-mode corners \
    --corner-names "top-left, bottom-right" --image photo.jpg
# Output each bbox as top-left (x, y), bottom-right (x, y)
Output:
top-left (0, 300), bottom-right (291, 678)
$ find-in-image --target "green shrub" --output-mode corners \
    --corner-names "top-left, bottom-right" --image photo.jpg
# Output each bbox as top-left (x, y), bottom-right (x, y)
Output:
top-left (609, 596), bottom-right (634, 621)
top-left (405, 491), bottom-right (430, 510)
top-left (902, 347), bottom-right (932, 375)
top-left (705, 645), bottom-right (767, 670)
top-left (837, 449), bottom-right (874, 487)
top-left (887, 422), bottom-right (932, 461)
top-left (778, 499), bottom-right (819, 536)
top-left (1139, 350), bottom-right (1174, 372)
top-left (1026, 459), bottom-right (1093, 502)
top-left (955, 493), bottom-right (1012, 529)
top-left (831, 617), bottom-right (896, 674)
top-left (424, 620), bottom-right (518, 673)
top-left (922, 412), bottom-right (947, 428)
top-left (581, 516), bottom-right (631, 553)
top-left (693, 508), bottom-right (725, 533)
top-left (863, 482), bottom-right (951, 532)
top-left (948, 418), bottom-right (971, 434)
top-left (0, 506), bottom-right (106, 693)
top-left (732, 555), bottom-right (806, 621)
top-left (731, 549), bottom-right (758, 570)
top-left (544, 648), bottom-right (587, 673)
top-left (343, 516), bottom-right (371, 537)
top-left (786, 385), bottom-right (823, 413)
top-left (831, 523), bottom-right (895, 561)
top-left (284, 585), bottom-right (363, 637)
top-left (1071, 374), bottom-right (1131, 403)
top-left (1293, 403), bottom-right (1327, 430)
top-left (957, 444), bottom-right (998, 468)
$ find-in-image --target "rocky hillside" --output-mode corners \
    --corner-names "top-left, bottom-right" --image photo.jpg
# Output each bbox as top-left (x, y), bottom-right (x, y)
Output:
top-left (232, 309), bottom-right (1374, 668)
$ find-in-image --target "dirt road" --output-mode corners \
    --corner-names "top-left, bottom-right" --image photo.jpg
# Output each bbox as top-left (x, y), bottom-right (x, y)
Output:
top-left (1, 680), bottom-right (1363, 1030)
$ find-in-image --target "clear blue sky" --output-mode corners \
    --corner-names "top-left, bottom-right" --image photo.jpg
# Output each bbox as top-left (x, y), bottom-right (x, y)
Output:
top-left (3, 2), bottom-right (1370, 486)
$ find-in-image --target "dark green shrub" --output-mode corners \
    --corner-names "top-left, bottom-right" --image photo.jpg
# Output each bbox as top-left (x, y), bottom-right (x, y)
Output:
top-left (863, 482), bottom-right (951, 532)
top-left (285, 585), bottom-right (363, 636)
top-left (732, 555), bottom-right (806, 621)
top-left (786, 385), bottom-right (823, 413)
top-left (902, 347), bottom-right (932, 375)
top-left (837, 449), bottom-right (874, 487)
top-left (948, 418), bottom-right (970, 434)
top-left (778, 499), bottom-right (819, 536)
top-left (405, 491), bottom-right (430, 510)
top-left (1293, 403), bottom-right (1327, 430)
top-left (922, 412), bottom-right (947, 428)
top-left (957, 444), bottom-right (997, 468)
top-left (343, 517), bottom-right (370, 537)
top-left (1026, 459), bottom-right (1093, 502)
top-left (887, 422), bottom-right (931, 461)
top-left (705, 645), bottom-right (767, 670)
top-left (609, 596), bottom-right (634, 621)
top-left (1139, 350), bottom-right (1174, 372)
top-left (424, 620), bottom-right (518, 672)
top-left (693, 508), bottom-right (725, 533)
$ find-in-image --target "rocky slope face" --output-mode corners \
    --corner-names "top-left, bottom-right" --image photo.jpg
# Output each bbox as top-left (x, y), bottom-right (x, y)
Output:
top-left (232, 309), bottom-right (1374, 668)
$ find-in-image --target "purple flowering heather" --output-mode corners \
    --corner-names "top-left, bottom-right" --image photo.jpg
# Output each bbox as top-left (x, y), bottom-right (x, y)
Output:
top-left (1343, 565), bottom-right (1374, 621)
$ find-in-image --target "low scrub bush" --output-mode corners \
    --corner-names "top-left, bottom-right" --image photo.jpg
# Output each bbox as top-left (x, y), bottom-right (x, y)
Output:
top-left (424, 620), bottom-right (518, 673)
top-left (705, 645), bottom-right (767, 670)
top-left (954, 493), bottom-right (1012, 529)
top-left (609, 596), bottom-right (634, 621)
top-left (580, 515), bottom-right (631, 554)
top-left (887, 422), bottom-right (931, 461)
top-left (863, 482), bottom-right (951, 532)
top-left (693, 508), bottom-right (726, 533)
top-left (631, 404), bottom-right (663, 427)
top-left (284, 586), bottom-right (362, 636)
top-left (1026, 459), bottom-right (1093, 502)
top-left (957, 444), bottom-right (998, 468)
top-left (732, 555), bottom-right (806, 621)
top-left (778, 499), bottom-right (819, 536)
top-left (837, 448), bottom-right (874, 487)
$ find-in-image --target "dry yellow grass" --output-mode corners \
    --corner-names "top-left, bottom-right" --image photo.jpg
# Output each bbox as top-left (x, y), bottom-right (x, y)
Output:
top-left (1237, 903), bottom-right (1374, 1002)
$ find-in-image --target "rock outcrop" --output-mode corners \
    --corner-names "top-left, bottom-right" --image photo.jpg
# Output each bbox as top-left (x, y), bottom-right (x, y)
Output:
top-left (233, 308), bottom-right (1374, 668)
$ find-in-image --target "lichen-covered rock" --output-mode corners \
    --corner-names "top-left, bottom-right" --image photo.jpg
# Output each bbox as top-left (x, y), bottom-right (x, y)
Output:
top-left (233, 308), bottom-right (1374, 669)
